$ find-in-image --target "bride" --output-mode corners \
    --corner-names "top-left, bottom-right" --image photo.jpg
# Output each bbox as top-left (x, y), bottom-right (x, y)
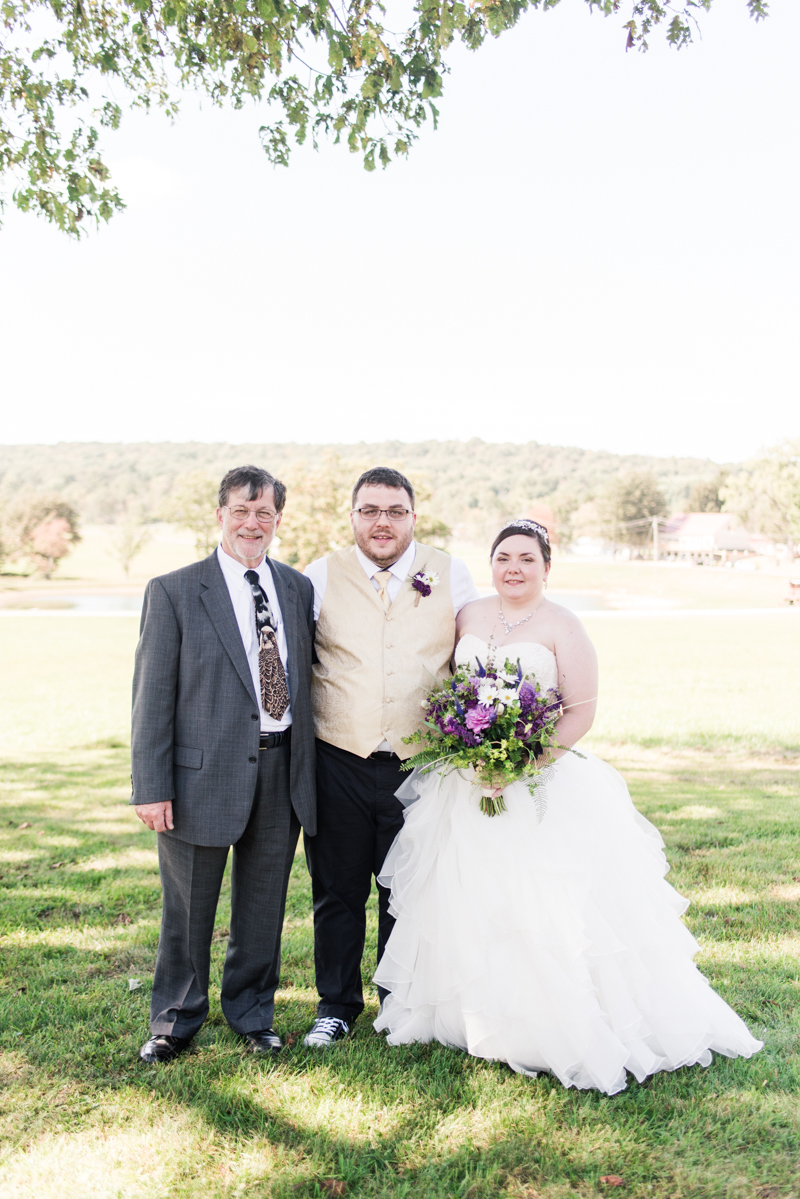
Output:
top-left (373, 519), bottom-right (762, 1094)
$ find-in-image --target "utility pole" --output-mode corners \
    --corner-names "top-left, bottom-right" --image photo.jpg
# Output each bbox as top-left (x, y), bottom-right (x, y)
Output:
top-left (652, 515), bottom-right (659, 564)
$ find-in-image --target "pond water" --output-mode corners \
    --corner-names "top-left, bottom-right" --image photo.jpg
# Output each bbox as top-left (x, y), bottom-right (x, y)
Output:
top-left (3, 590), bottom-right (610, 614)
top-left (476, 588), bottom-right (608, 612)
top-left (549, 591), bottom-right (608, 612)
top-left (2, 594), bottom-right (144, 613)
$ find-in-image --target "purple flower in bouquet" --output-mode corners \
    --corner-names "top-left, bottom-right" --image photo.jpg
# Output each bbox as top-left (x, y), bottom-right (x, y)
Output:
top-left (403, 652), bottom-right (577, 818)
top-left (465, 704), bottom-right (496, 733)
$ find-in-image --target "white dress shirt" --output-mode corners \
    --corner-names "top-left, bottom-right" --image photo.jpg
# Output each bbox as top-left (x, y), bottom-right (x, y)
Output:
top-left (216, 545), bottom-right (292, 732)
top-left (304, 541), bottom-right (479, 752)
top-left (304, 541), bottom-right (479, 622)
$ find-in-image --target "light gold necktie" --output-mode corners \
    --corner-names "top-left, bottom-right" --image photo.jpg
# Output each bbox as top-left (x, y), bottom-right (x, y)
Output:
top-left (374, 570), bottom-right (393, 611)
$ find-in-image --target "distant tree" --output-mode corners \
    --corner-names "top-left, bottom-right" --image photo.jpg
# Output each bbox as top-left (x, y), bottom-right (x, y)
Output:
top-left (723, 440), bottom-right (800, 560)
top-left (164, 472), bottom-right (220, 560)
top-left (597, 472), bottom-right (669, 555)
top-left (277, 453), bottom-right (354, 570)
top-left (4, 495), bottom-right (82, 577)
top-left (688, 471), bottom-right (728, 513)
top-left (571, 499), bottom-right (602, 542)
top-left (0, 439), bottom-right (731, 541)
top-left (546, 492), bottom-right (580, 547)
top-left (110, 503), bottom-right (153, 579)
top-left (2, 0), bottom-right (765, 236)
top-left (409, 473), bottom-right (452, 550)
top-left (413, 513), bottom-right (452, 549)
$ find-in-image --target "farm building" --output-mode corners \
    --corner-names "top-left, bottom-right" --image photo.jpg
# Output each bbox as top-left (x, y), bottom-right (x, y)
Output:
top-left (659, 513), bottom-right (750, 564)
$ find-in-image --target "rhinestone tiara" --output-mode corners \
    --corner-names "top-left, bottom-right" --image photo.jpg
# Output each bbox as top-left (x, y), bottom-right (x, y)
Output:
top-left (500, 518), bottom-right (550, 545)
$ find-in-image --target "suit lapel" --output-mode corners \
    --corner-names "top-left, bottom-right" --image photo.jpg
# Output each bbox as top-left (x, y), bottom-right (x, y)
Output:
top-left (200, 552), bottom-right (258, 706)
top-left (266, 556), bottom-right (298, 679)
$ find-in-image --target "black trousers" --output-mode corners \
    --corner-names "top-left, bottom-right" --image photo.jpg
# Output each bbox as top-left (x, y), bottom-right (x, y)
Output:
top-left (304, 738), bottom-right (406, 1023)
top-left (150, 742), bottom-right (300, 1039)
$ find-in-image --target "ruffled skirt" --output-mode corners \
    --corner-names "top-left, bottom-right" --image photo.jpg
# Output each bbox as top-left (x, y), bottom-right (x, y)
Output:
top-left (373, 752), bottom-right (762, 1094)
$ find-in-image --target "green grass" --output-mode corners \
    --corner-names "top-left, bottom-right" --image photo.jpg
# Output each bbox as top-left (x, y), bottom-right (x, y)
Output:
top-left (583, 615), bottom-right (800, 752)
top-left (2, 614), bottom-right (798, 756)
top-left (0, 616), bottom-right (139, 755)
top-left (1, 746), bottom-right (798, 1198)
top-left (1, 617), bottom-right (799, 1197)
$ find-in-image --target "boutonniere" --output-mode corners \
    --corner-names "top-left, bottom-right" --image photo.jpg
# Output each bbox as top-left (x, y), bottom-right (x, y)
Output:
top-left (411, 570), bottom-right (440, 607)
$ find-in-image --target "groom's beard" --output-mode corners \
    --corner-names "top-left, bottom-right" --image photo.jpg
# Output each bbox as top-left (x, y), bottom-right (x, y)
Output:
top-left (354, 522), bottom-right (413, 567)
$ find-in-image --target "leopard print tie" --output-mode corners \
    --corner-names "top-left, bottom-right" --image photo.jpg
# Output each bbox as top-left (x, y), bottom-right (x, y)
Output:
top-left (244, 570), bottom-right (289, 720)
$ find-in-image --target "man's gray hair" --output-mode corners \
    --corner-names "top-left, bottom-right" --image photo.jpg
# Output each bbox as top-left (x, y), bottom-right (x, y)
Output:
top-left (218, 465), bottom-right (287, 512)
top-left (351, 467), bottom-right (415, 510)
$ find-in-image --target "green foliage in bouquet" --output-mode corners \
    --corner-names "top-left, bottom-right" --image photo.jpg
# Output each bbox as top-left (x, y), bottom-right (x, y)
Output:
top-left (403, 652), bottom-right (571, 816)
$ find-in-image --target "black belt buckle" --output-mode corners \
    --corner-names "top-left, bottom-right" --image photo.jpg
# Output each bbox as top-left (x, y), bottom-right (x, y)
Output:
top-left (369, 750), bottom-right (398, 761)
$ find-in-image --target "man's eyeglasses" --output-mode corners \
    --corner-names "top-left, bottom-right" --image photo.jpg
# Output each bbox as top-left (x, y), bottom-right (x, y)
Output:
top-left (353, 507), bottom-right (413, 522)
top-left (223, 506), bottom-right (278, 525)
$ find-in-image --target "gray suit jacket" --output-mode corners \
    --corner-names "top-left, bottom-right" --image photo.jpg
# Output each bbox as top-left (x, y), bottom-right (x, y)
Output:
top-left (130, 550), bottom-right (316, 845)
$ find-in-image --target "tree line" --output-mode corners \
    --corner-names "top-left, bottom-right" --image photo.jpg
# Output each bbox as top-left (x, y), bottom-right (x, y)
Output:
top-left (1, 438), bottom-right (797, 577)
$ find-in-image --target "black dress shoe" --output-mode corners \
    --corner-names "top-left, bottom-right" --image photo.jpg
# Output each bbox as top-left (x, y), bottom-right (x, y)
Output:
top-left (244, 1028), bottom-right (282, 1054)
top-left (139, 1034), bottom-right (193, 1064)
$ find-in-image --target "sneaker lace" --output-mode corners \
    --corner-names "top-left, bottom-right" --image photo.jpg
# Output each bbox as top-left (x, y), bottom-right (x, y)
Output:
top-left (313, 1017), bottom-right (347, 1036)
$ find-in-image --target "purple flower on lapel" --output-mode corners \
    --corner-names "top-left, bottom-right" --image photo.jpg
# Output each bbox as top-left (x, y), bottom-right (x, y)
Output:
top-left (411, 569), bottom-right (440, 607)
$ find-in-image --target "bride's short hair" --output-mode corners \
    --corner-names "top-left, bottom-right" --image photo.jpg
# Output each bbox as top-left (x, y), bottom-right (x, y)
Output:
top-left (490, 520), bottom-right (551, 564)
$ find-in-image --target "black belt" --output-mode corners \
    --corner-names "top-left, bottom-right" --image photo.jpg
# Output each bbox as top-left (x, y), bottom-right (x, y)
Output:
top-left (369, 749), bottom-right (399, 761)
top-left (259, 728), bottom-right (291, 750)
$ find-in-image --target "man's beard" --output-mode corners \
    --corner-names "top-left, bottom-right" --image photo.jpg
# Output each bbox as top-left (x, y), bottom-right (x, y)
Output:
top-left (356, 528), bottom-right (412, 566)
top-left (230, 531), bottom-right (267, 559)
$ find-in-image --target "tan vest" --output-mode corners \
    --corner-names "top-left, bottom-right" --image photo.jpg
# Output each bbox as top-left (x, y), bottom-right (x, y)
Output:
top-left (312, 544), bottom-right (455, 759)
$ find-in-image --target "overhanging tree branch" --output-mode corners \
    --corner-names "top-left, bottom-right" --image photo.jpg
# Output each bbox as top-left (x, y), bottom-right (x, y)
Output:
top-left (0, 0), bottom-right (769, 234)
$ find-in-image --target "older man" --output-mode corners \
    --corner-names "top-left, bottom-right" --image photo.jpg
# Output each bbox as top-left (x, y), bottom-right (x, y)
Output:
top-left (302, 466), bottom-right (478, 1047)
top-left (131, 465), bottom-right (316, 1063)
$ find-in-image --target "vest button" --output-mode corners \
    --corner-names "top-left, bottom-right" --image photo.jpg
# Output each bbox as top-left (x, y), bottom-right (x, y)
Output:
top-left (249, 756), bottom-right (257, 763)
top-left (251, 713), bottom-right (258, 720)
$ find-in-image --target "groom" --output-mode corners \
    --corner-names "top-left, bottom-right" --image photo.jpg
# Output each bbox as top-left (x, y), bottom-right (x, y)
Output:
top-left (130, 465), bottom-right (316, 1063)
top-left (302, 466), bottom-right (478, 1046)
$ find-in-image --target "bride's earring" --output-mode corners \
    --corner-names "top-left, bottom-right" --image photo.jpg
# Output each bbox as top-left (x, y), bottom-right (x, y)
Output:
top-left (544, 579), bottom-right (548, 590)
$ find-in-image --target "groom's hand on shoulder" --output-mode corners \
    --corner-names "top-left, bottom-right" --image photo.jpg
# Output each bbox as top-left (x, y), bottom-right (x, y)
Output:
top-left (134, 801), bottom-right (174, 833)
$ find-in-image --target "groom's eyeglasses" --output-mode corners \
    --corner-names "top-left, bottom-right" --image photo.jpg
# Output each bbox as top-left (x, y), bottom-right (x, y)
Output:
top-left (223, 505), bottom-right (278, 525)
top-left (353, 507), bottom-right (413, 522)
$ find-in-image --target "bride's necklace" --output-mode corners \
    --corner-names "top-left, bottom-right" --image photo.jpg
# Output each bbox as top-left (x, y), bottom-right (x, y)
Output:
top-left (498, 600), bottom-right (543, 636)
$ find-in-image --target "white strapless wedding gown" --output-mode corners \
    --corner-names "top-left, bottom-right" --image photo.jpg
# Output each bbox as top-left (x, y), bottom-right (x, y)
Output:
top-left (373, 635), bottom-right (762, 1094)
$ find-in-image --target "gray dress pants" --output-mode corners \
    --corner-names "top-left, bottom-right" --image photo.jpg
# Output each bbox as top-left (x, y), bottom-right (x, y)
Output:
top-left (150, 742), bottom-right (300, 1038)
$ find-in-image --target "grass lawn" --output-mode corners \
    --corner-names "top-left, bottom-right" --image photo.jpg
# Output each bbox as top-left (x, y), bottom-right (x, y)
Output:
top-left (1, 617), bottom-right (799, 1197)
top-left (1, 614), bottom-right (798, 756)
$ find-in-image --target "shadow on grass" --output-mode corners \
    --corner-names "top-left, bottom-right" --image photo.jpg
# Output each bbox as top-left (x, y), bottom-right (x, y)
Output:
top-left (2, 748), bottom-right (799, 1197)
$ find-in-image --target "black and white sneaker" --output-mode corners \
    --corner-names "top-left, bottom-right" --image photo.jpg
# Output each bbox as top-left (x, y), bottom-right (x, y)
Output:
top-left (302, 1017), bottom-right (350, 1047)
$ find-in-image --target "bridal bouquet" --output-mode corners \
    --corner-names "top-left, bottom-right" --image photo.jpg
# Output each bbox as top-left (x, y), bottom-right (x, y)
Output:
top-left (402, 653), bottom-right (568, 816)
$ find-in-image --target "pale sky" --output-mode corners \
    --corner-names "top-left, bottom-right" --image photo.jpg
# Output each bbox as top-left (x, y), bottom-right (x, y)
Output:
top-left (0, 1), bottom-right (798, 463)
